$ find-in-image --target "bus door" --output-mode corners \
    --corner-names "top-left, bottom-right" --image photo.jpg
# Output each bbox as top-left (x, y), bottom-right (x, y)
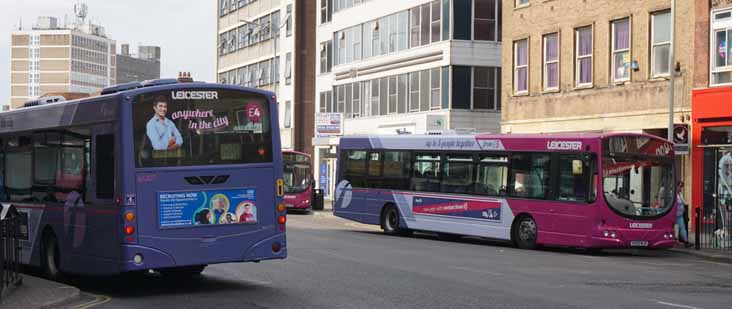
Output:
top-left (551, 153), bottom-right (596, 245)
top-left (363, 152), bottom-right (384, 224)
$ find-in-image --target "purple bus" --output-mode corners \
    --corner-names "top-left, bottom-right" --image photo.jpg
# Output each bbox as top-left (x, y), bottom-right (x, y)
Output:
top-left (334, 133), bottom-right (677, 250)
top-left (283, 151), bottom-right (312, 211)
top-left (2, 78), bottom-right (287, 278)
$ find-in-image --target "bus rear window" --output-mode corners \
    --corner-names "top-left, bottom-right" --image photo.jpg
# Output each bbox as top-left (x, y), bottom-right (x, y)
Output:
top-left (132, 89), bottom-right (272, 168)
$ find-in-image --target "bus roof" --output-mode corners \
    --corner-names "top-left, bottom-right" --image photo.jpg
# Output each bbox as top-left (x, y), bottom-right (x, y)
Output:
top-left (0, 80), bottom-right (275, 134)
top-left (339, 132), bottom-right (671, 153)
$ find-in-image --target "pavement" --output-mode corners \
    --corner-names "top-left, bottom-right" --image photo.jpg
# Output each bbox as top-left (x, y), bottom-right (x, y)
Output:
top-left (0, 275), bottom-right (79, 309)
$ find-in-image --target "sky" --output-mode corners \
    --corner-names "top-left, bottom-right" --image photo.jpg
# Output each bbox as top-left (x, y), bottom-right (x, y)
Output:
top-left (0, 0), bottom-right (217, 106)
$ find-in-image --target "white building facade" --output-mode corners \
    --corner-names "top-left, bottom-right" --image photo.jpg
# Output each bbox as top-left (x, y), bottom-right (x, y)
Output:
top-left (217, 0), bottom-right (297, 149)
top-left (314, 0), bottom-right (503, 199)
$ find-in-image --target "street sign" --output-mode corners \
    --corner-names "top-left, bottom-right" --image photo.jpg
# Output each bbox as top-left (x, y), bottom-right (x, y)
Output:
top-left (673, 124), bottom-right (689, 155)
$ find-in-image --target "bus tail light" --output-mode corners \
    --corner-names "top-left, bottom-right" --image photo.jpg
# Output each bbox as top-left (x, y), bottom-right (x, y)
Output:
top-left (272, 242), bottom-right (281, 253)
top-left (278, 215), bottom-right (286, 225)
top-left (125, 226), bottom-right (135, 235)
top-left (125, 211), bottom-right (135, 222)
top-left (278, 203), bottom-right (286, 212)
top-left (115, 195), bottom-right (122, 207)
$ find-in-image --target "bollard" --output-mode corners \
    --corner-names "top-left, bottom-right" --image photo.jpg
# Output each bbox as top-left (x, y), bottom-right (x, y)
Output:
top-left (695, 207), bottom-right (701, 250)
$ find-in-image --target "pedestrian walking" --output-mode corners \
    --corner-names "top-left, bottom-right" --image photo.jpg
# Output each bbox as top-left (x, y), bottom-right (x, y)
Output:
top-left (676, 181), bottom-right (692, 248)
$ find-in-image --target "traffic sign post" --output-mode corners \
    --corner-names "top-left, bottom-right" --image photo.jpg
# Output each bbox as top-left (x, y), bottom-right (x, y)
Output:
top-left (673, 124), bottom-right (689, 155)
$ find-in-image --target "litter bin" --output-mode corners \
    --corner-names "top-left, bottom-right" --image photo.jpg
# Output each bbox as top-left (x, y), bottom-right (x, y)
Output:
top-left (312, 189), bottom-right (324, 211)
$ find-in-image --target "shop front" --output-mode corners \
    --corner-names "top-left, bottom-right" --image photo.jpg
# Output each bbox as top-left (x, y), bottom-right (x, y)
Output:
top-left (692, 87), bottom-right (732, 248)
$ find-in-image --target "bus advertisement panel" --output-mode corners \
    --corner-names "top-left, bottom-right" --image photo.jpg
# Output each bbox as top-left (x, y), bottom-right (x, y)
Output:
top-left (2, 80), bottom-right (286, 278)
top-left (334, 133), bottom-right (677, 250)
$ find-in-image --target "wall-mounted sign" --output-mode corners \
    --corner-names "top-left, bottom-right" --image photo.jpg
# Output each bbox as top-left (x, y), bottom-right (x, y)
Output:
top-left (674, 124), bottom-right (689, 155)
top-left (315, 113), bottom-right (343, 136)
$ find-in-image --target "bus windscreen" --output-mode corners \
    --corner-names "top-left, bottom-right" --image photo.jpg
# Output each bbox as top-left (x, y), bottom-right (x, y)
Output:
top-left (132, 89), bottom-right (272, 167)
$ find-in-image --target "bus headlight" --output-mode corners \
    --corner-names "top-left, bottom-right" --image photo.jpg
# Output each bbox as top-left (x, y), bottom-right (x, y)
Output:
top-left (134, 254), bottom-right (143, 265)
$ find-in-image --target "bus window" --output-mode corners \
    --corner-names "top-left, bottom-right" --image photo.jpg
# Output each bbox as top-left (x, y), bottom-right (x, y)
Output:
top-left (510, 153), bottom-right (551, 199)
top-left (557, 154), bottom-right (588, 202)
top-left (344, 150), bottom-right (367, 187)
top-left (96, 134), bottom-right (115, 199)
top-left (441, 154), bottom-right (474, 194)
top-left (132, 89), bottom-right (272, 168)
top-left (411, 153), bottom-right (441, 192)
top-left (368, 152), bottom-right (382, 177)
top-left (382, 151), bottom-right (410, 190)
top-left (476, 155), bottom-right (508, 196)
top-left (5, 137), bottom-right (32, 202)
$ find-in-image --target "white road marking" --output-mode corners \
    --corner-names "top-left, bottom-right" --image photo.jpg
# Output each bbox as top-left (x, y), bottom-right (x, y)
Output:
top-left (448, 265), bottom-right (503, 276)
top-left (656, 301), bottom-right (703, 309)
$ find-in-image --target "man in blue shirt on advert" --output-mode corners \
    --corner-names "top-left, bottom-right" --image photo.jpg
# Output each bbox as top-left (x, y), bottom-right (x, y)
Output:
top-left (146, 96), bottom-right (183, 151)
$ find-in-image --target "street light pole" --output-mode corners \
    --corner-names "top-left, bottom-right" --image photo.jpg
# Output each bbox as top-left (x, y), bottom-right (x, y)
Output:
top-left (668, 0), bottom-right (676, 142)
top-left (240, 13), bottom-right (291, 96)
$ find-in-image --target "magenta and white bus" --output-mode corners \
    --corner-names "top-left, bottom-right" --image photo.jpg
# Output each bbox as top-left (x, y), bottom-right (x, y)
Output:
top-left (334, 133), bottom-right (677, 250)
top-left (283, 150), bottom-right (312, 211)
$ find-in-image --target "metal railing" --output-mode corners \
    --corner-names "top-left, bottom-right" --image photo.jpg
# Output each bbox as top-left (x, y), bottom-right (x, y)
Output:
top-left (695, 206), bottom-right (732, 250)
top-left (0, 214), bottom-right (22, 300)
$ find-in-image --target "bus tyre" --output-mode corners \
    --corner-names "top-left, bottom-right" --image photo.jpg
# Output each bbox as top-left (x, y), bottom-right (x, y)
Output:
top-left (42, 234), bottom-right (62, 280)
top-left (160, 265), bottom-right (206, 278)
top-left (381, 205), bottom-right (409, 236)
top-left (513, 216), bottom-right (538, 250)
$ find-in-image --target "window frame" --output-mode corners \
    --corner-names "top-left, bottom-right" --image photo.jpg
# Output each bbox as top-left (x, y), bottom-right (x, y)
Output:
top-left (710, 8), bottom-right (732, 86)
top-left (611, 18), bottom-right (631, 83)
top-left (575, 26), bottom-right (594, 88)
top-left (513, 39), bottom-right (529, 95)
top-left (543, 32), bottom-right (560, 91)
top-left (650, 10), bottom-right (671, 78)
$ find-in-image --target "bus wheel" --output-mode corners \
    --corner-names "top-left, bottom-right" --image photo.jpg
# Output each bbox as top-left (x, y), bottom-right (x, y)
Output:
top-left (42, 233), bottom-right (62, 280)
top-left (513, 216), bottom-right (538, 250)
top-left (381, 205), bottom-right (409, 236)
top-left (160, 265), bottom-right (206, 278)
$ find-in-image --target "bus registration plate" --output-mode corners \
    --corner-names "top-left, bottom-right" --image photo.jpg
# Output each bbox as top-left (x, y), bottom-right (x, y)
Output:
top-left (630, 240), bottom-right (649, 247)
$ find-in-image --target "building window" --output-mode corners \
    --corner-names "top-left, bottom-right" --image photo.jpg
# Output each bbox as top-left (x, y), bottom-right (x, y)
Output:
top-left (321, 0), bottom-right (333, 24)
top-left (575, 26), bottom-right (593, 87)
top-left (474, 67), bottom-right (499, 110)
top-left (543, 33), bottom-right (559, 91)
top-left (514, 39), bottom-right (528, 94)
top-left (320, 41), bottom-right (333, 74)
top-left (712, 9), bottom-right (732, 85)
top-left (651, 10), bottom-right (671, 77)
top-left (285, 53), bottom-right (292, 85)
top-left (320, 91), bottom-right (333, 113)
top-left (284, 101), bottom-right (292, 128)
top-left (220, 0), bottom-right (229, 16)
top-left (515, 0), bottom-right (528, 8)
top-left (286, 4), bottom-right (293, 37)
top-left (611, 18), bottom-right (631, 83)
top-left (474, 0), bottom-right (500, 41)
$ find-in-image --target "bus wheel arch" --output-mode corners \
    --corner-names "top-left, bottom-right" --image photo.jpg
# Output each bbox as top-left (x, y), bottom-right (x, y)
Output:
top-left (380, 203), bottom-right (410, 236)
top-left (511, 214), bottom-right (538, 250)
top-left (41, 226), bottom-right (63, 279)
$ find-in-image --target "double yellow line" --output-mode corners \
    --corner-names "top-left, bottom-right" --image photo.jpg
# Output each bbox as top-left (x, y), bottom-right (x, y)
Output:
top-left (69, 293), bottom-right (111, 309)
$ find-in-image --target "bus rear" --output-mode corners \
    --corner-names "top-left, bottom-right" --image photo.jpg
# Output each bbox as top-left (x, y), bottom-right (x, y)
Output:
top-left (120, 85), bottom-right (286, 273)
top-left (283, 151), bottom-right (312, 211)
top-left (595, 134), bottom-right (677, 249)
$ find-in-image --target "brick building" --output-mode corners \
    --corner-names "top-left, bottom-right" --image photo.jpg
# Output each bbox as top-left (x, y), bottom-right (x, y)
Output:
top-left (501, 0), bottom-right (699, 198)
